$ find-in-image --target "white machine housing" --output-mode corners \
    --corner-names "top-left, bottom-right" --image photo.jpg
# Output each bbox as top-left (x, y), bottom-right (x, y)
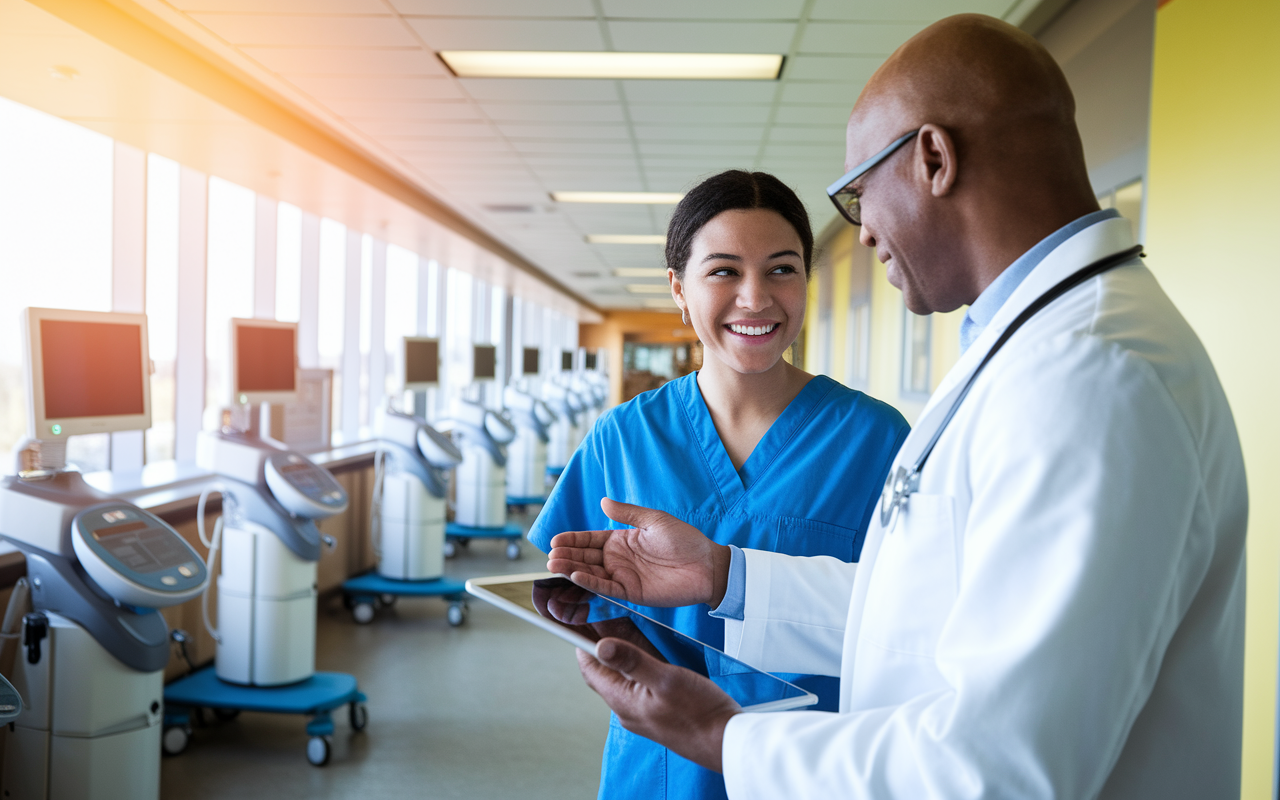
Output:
top-left (503, 386), bottom-right (552, 500)
top-left (542, 382), bottom-right (581, 471)
top-left (452, 400), bottom-right (514, 528)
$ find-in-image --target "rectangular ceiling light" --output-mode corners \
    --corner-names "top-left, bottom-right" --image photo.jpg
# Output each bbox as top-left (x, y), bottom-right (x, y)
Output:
top-left (586, 234), bottom-right (667, 245)
top-left (627, 284), bottom-right (673, 294)
top-left (552, 191), bottom-right (683, 204)
top-left (439, 51), bottom-right (784, 81)
top-left (643, 298), bottom-right (679, 309)
top-left (614, 267), bottom-right (669, 278)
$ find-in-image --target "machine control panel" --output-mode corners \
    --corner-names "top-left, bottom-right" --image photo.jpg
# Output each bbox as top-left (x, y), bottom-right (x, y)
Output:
top-left (264, 452), bottom-right (349, 519)
top-left (71, 503), bottom-right (208, 608)
top-left (417, 425), bottom-right (463, 468)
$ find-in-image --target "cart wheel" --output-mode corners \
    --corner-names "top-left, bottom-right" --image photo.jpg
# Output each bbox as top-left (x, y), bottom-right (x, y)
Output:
top-left (213, 708), bottom-right (240, 722)
top-left (353, 602), bottom-right (375, 625)
top-left (349, 702), bottom-right (369, 732)
top-left (458, 536), bottom-right (471, 547)
top-left (162, 725), bottom-right (190, 756)
top-left (379, 593), bottom-right (397, 607)
top-left (443, 540), bottom-right (457, 559)
top-left (341, 593), bottom-right (355, 610)
top-left (447, 602), bottom-right (467, 627)
top-left (506, 541), bottom-right (522, 560)
top-left (306, 736), bottom-right (331, 767)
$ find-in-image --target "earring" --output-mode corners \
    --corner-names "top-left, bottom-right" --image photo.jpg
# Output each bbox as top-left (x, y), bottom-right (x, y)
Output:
top-left (681, 308), bottom-right (689, 326)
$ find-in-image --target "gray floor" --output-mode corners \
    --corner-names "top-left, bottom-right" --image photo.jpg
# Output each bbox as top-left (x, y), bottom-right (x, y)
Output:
top-left (160, 534), bottom-right (611, 800)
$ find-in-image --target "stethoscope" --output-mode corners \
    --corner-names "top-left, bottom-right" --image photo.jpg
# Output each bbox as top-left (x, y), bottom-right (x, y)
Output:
top-left (879, 244), bottom-right (1145, 532)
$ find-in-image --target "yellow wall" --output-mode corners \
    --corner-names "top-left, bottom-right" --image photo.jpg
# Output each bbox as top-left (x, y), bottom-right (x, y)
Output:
top-left (1146, 1), bottom-right (1280, 795)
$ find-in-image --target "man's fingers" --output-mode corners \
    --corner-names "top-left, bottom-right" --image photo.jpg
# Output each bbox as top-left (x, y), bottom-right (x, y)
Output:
top-left (596, 637), bottom-right (665, 686)
top-left (547, 544), bottom-right (605, 567)
top-left (562, 570), bottom-right (625, 598)
top-left (549, 529), bottom-right (614, 550)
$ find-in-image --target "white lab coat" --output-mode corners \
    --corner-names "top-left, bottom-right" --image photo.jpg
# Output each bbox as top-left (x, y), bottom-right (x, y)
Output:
top-left (720, 216), bottom-right (1247, 799)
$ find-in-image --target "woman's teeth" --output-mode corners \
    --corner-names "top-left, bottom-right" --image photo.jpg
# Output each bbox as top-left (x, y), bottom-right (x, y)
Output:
top-left (729, 323), bottom-right (777, 336)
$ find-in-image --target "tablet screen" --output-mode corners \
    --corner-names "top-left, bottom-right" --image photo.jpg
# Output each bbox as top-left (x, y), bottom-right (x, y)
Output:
top-left (470, 574), bottom-right (816, 713)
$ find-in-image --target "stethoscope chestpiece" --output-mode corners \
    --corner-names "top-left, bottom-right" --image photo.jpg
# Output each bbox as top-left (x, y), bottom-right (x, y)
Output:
top-left (879, 465), bottom-right (920, 533)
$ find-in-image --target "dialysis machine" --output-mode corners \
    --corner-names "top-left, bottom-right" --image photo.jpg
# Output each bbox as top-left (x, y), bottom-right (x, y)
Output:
top-left (0, 307), bottom-right (208, 800)
top-left (503, 385), bottom-right (554, 503)
top-left (197, 319), bottom-right (349, 687)
top-left (451, 398), bottom-right (515, 529)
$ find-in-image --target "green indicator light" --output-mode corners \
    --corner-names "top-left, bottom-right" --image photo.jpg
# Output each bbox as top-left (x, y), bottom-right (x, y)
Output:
top-left (239, 393), bottom-right (248, 404)
top-left (50, 424), bottom-right (62, 435)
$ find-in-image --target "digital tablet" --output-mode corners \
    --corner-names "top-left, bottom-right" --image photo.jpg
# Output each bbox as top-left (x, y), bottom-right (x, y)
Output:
top-left (466, 572), bottom-right (818, 713)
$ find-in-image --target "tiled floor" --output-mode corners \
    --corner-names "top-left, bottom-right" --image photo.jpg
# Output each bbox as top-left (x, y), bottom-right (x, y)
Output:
top-left (160, 536), bottom-right (610, 800)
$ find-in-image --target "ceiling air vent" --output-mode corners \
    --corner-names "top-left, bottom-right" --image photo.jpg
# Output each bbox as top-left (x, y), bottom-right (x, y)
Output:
top-left (482, 204), bottom-right (536, 213)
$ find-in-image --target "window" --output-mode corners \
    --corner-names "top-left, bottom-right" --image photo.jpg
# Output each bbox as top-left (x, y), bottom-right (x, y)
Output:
top-left (444, 268), bottom-right (473, 398)
top-left (145, 154), bottom-right (181, 463)
top-left (845, 247), bottom-right (872, 389)
top-left (0, 96), bottom-right (113, 467)
top-left (275, 202), bottom-right (302, 323)
top-left (385, 244), bottom-right (419, 411)
top-left (317, 218), bottom-right (346, 439)
top-left (901, 303), bottom-right (932, 398)
top-left (205, 177), bottom-right (256, 412)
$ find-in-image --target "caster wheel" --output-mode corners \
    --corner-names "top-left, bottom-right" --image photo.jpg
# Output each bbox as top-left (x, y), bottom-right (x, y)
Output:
top-left (353, 602), bottom-right (375, 625)
top-left (380, 593), bottom-right (397, 607)
top-left (341, 593), bottom-right (355, 610)
top-left (306, 736), bottom-right (331, 767)
top-left (506, 541), bottom-right (522, 560)
top-left (162, 725), bottom-right (190, 756)
top-left (443, 541), bottom-right (457, 559)
top-left (447, 603), bottom-right (468, 627)
top-left (349, 702), bottom-right (369, 732)
top-left (213, 708), bottom-right (240, 722)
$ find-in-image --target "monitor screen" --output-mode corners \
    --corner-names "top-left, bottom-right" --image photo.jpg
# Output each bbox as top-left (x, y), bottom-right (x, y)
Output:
top-left (405, 339), bottom-right (439, 385)
top-left (474, 345), bottom-right (497, 380)
top-left (522, 347), bottom-right (539, 375)
top-left (584, 352), bottom-right (598, 370)
top-left (40, 319), bottom-right (146, 419)
top-left (561, 350), bottom-right (574, 371)
top-left (236, 325), bottom-right (296, 393)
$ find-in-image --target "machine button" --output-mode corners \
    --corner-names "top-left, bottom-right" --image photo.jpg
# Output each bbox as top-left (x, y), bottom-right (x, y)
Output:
top-left (161, 575), bottom-right (177, 586)
top-left (178, 564), bottom-right (194, 577)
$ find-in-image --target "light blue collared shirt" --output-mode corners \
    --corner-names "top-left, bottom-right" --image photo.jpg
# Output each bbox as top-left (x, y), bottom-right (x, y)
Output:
top-left (712, 208), bottom-right (1125, 622)
top-left (958, 208), bottom-right (1122, 353)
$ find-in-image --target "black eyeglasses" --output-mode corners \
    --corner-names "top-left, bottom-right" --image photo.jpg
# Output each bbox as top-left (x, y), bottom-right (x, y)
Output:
top-left (826, 129), bottom-right (919, 226)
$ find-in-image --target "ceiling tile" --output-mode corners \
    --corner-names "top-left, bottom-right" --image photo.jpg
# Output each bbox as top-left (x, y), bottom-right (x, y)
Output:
top-left (497, 122), bottom-right (632, 140)
top-left (390, 0), bottom-right (595, 15)
top-left (807, 0), bottom-right (1011, 22)
top-left (768, 124), bottom-right (845, 143)
top-left (776, 104), bottom-right (856, 125)
top-left (643, 156), bottom-right (752, 171)
top-left (762, 142), bottom-right (846, 161)
top-left (799, 22), bottom-right (926, 55)
top-left (243, 46), bottom-right (446, 76)
top-left (188, 13), bottom-right (415, 47)
top-left (330, 99), bottom-right (485, 119)
top-left (621, 80), bottom-right (778, 104)
top-left (287, 75), bottom-right (464, 100)
top-left (637, 141), bottom-right (759, 156)
top-left (479, 102), bottom-right (627, 123)
top-left (522, 154), bottom-right (639, 168)
top-left (627, 104), bottom-right (772, 125)
top-left (171, 0), bottom-right (386, 11)
top-left (459, 78), bottom-right (619, 102)
top-left (405, 18), bottom-right (605, 50)
top-left (389, 138), bottom-right (513, 154)
top-left (510, 140), bottom-right (635, 155)
top-left (780, 81), bottom-right (864, 106)
top-left (347, 119), bottom-right (496, 137)
top-left (607, 21), bottom-right (796, 53)
top-left (599, 0), bottom-right (805, 19)
top-left (632, 124), bottom-right (765, 142)
top-left (785, 54), bottom-right (888, 81)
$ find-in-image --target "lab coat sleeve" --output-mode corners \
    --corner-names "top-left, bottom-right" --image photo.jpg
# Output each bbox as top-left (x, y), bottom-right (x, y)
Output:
top-left (721, 548), bottom-right (856, 677)
top-left (722, 339), bottom-right (1210, 799)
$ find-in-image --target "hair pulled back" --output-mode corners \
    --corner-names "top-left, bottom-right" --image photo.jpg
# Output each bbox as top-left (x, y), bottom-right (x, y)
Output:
top-left (665, 170), bottom-right (814, 279)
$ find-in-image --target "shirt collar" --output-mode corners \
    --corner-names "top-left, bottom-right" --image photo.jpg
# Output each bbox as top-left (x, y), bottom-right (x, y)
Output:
top-left (959, 208), bottom-right (1122, 353)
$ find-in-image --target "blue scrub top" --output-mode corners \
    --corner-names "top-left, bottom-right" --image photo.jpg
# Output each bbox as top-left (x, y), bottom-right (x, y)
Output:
top-left (528, 372), bottom-right (909, 800)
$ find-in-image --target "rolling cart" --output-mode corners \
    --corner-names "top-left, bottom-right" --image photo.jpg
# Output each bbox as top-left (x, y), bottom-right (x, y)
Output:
top-left (341, 571), bottom-right (470, 626)
top-left (445, 521), bottom-right (524, 560)
top-left (506, 494), bottom-right (546, 508)
top-left (162, 667), bottom-right (368, 767)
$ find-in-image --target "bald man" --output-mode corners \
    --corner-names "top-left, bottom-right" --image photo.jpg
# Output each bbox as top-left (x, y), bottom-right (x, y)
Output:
top-left (548, 14), bottom-right (1246, 800)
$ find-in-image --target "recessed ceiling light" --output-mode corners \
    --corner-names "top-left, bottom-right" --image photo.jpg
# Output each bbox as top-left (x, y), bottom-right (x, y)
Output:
top-left (438, 51), bottom-right (783, 81)
top-left (627, 284), bottom-right (673, 295)
top-left (614, 267), bottom-right (669, 278)
top-left (586, 234), bottom-right (667, 245)
top-left (644, 298), bottom-right (680, 309)
top-left (552, 191), bottom-right (683, 204)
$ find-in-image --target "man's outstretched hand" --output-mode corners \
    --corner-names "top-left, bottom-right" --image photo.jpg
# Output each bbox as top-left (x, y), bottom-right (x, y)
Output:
top-left (547, 498), bottom-right (731, 608)
top-left (578, 636), bottom-right (739, 773)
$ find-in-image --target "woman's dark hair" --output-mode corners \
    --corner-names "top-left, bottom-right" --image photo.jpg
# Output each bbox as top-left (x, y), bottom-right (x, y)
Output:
top-left (665, 170), bottom-right (814, 278)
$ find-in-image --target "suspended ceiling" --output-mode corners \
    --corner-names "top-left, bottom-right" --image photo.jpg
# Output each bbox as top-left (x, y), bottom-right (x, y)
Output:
top-left (10, 0), bottom-right (1063, 310)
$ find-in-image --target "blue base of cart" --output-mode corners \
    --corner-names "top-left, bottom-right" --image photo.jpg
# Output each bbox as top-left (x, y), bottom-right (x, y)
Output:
top-left (546, 465), bottom-right (565, 480)
top-left (341, 572), bottom-right (469, 626)
top-left (445, 522), bottom-right (524, 560)
top-left (161, 666), bottom-right (367, 767)
top-left (507, 494), bottom-right (546, 507)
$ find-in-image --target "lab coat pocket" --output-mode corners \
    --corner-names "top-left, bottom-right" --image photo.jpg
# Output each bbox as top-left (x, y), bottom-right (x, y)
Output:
top-left (861, 493), bottom-right (958, 657)
top-left (772, 517), bottom-right (858, 562)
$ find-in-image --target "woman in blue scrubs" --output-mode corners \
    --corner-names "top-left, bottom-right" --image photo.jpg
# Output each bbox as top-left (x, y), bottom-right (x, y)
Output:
top-left (528, 170), bottom-right (909, 800)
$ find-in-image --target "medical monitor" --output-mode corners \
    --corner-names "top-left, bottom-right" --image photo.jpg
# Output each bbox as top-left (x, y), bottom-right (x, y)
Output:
top-left (24, 307), bottom-right (152, 440)
top-left (229, 318), bottom-right (298, 405)
top-left (561, 350), bottom-right (574, 371)
top-left (403, 337), bottom-right (440, 389)
top-left (584, 352), bottom-right (598, 371)
top-left (522, 347), bottom-right (539, 376)
top-left (473, 345), bottom-right (497, 380)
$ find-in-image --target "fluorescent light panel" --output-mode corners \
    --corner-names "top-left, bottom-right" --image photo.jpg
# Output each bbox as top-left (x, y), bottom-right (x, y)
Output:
top-left (586, 234), bottom-right (667, 245)
top-left (439, 51), bottom-right (783, 81)
top-left (643, 298), bottom-right (679, 309)
top-left (614, 267), bottom-right (669, 278)
top-left (552, 191), bottom-right (684, 204)
top-left (627, 284), bottom-right (673, 294)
